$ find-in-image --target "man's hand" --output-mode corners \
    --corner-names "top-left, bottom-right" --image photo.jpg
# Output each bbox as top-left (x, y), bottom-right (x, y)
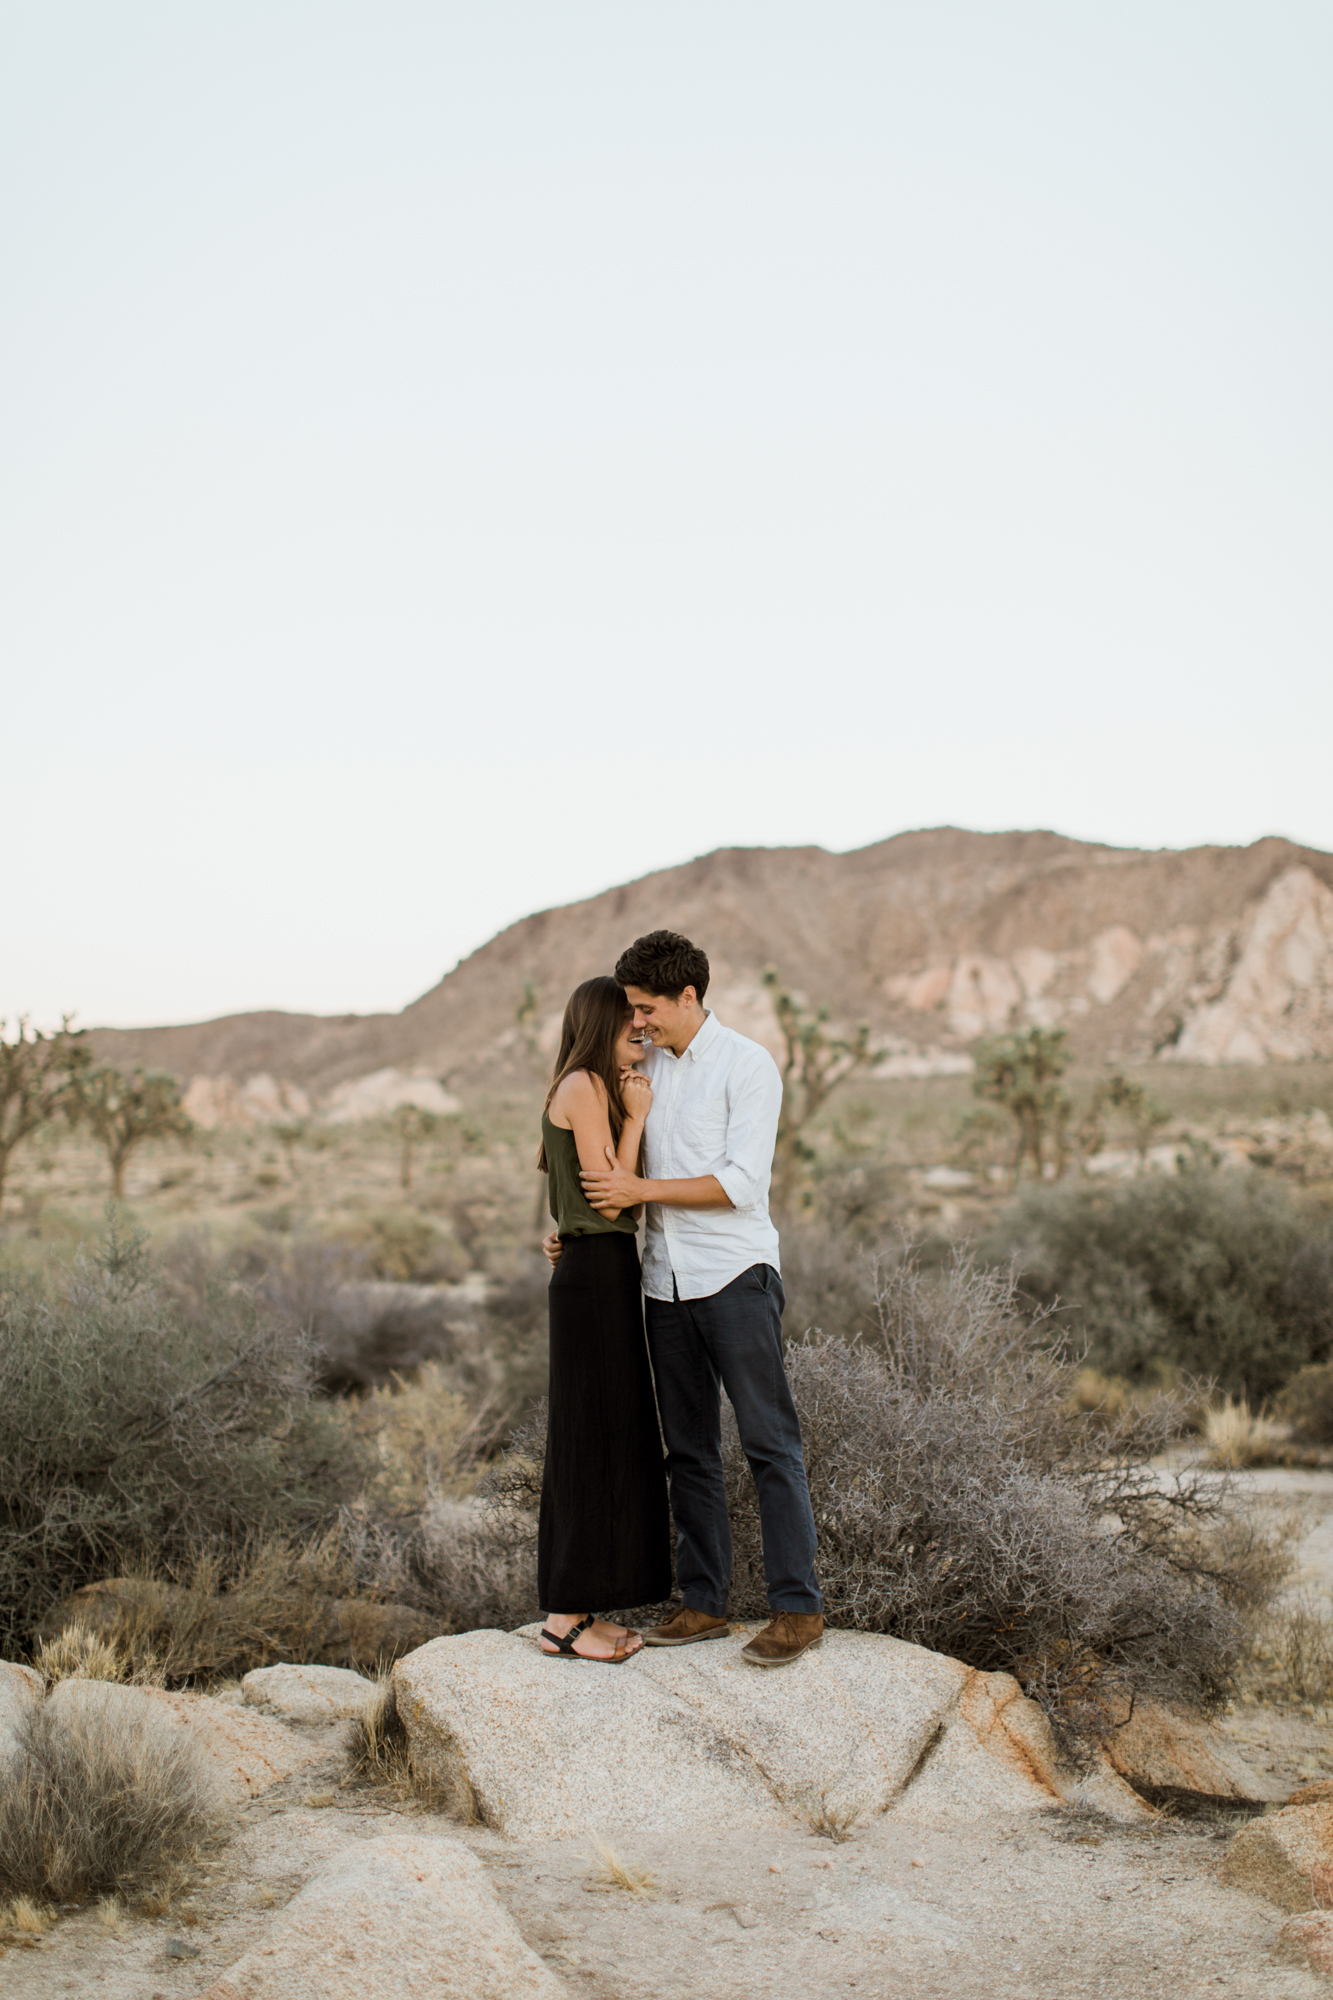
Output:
top-left (581, 1144), bottom-right (644, 1216)
top-left (541, 1230), bottom-right (563, 1269)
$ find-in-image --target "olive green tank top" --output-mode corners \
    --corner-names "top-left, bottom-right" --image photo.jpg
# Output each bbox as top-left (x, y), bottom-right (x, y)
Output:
top-left (541, 1111), bottom-right (638, 1238)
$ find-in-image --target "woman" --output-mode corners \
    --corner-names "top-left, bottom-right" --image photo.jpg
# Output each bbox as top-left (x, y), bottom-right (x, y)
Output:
top-left (536, 976), bottom-right (671, 1662)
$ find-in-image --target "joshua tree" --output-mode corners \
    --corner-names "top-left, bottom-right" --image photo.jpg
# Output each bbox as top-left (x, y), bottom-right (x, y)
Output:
top-left (0, 1018), bottom-right (91, 1207)
top-left (762, 969), bottom-right (871, 1208)
top-left (971, 1026), bottom-right (1072, 1184)
top-left (273, 1120), bottom-right (308, 1178)
top-left (1078, 1072), bottom-right (1172, 1174)
top-left (392, 1102), bottom-right (440, 1191)
top-left (73, 1064), bottom-right (193, 1198)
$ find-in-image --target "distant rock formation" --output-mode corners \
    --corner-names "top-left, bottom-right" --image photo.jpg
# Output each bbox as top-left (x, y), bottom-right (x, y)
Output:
top-left (86, 829), bottom-right (1333, 1105)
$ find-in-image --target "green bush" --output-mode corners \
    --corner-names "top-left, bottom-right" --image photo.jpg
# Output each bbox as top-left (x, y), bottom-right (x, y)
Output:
top-left (0, 1214), bottom-right (369, 1655)
top-left (1276, 1362), bottom-right (1333, 1443)
top-left (985, 1159), bottom-right (1333, 1399)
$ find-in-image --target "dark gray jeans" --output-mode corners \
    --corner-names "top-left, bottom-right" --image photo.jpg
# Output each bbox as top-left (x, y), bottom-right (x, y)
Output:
top-left (644, 1263), bottom-right (822, 1616)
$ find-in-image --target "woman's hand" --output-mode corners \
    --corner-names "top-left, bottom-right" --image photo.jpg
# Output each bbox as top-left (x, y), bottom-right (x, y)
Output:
top-left (619, 1066), bottom-right (653, 1122)
top-left (542, 1231), bottom-right (563, 1270)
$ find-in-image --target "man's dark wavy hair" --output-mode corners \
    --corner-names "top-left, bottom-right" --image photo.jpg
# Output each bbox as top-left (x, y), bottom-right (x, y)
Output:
top-left (614, 930), bottom-right (710, 1003)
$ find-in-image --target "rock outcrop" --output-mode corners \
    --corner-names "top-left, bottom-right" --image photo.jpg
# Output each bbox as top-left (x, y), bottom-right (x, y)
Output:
top-left (324, 1067), bottom-right (462, 1122)
top-left (1223, 1801), bottom-right (1333, 1910)
top-left (182, 1072), bottom-right (313, 1130)
top-left (144, 1688), bottom-right (334, 1801)
top-left (0, 1659), bottom-right (41, 1763)
top-left (1276, 1911), bottom-right (1333, 1976)
top-left (241, 1662), bottom-right (378, 1726)
top-left (200, 1833), bottom-right (566, 2000)
top-left (1105, 1700), bottom-right (1272, 1804)
top-left (392, 1627), bottom-right (1147, 1840)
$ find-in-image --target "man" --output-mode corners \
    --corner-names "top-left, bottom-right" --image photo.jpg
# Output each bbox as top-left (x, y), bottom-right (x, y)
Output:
top-left (578, 928), bottom-right (823, 1667)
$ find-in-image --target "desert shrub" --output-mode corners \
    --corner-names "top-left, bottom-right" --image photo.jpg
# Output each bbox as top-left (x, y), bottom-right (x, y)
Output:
top-left (412, 1493), bottom-right (543, 1633)
top-left (986, 1159), bottom-right (1333, 1398)
top-left (476, 1252), bottom-right (554, 1421)
top-left (336, 1208), bottom-right (464, 1283)
top-left (351, 1364), bottom-right (482, 1515)
top-left (774, 1219), bottom-right (882, 1344)
top-left (466, 1246), bottom-right (1283, 1757)
top-left (0, 1687), bottom-right (220, 1902)
top-left (314, 1283), bottom-right (503, 1400)
top-left (1277, 1362), bottom-right (1333, 1443)
top-left (1240, 1587), bottom-right (1333, 1705)
top-left (0, 1215), bottom-right (369, 1653)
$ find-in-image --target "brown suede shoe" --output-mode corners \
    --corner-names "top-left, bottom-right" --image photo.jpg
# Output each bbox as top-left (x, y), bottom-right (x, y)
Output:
top-left (740, 1611), bottom-right (824, 1668)
top-left (642, 1607), bottom-right (731, 1647)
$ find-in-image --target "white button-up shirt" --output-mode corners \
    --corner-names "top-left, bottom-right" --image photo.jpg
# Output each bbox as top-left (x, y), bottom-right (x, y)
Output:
top-left (639, 1009), bottom-right (783, 1302)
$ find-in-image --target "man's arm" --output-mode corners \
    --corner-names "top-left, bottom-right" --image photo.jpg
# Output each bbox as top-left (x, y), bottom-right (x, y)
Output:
top-left (581, 1049), bottom-right (783, 1218)
top-left (581, 1150), bottom-right (732, 1216)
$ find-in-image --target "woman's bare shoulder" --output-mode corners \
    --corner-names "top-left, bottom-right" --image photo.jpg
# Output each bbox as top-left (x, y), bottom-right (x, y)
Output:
top-left (549, 1070), bottom-right (607, 1124)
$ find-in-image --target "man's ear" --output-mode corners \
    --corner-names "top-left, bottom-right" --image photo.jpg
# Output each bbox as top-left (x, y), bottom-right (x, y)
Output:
top-left (681, 985), bottom-right (697, 1008)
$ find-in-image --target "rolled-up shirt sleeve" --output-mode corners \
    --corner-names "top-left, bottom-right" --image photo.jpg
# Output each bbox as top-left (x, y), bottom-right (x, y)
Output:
top-left (713, 1053), bottom-right (784, 1213)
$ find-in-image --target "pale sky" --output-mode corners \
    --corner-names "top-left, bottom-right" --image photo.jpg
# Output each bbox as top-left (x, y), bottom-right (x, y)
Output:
top-left (4, 3), bottom-right (1330, 1028)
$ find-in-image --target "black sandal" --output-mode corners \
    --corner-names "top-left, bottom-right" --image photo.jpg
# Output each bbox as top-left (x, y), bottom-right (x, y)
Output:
top-left (539, 1614), bottom-right (642, 1665)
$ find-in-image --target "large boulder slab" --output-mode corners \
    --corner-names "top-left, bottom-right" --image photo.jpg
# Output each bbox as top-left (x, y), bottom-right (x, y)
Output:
top-left (242, 1662), bottom-right (378, 1725)
top-left (395, 1627), bottom-right (778, 1836)
top-left (144, 1689), bottom-right (332, 1802)
top-left (1106, 1700), bottom-right (1269, 1803)
top-left (393, 1627), bottom-right (1146, 1840)
top-left (39, 1679), bottom-right (322, 1807)
top-left (201, 1832), bottom-right (565, 1999)
top-left (46, 1674), bottom-right (196, 1739)
top-left (1222, 1802), bottom-right (1333, 1910)
top-left (0, 1660), bottom-right (41, 1763)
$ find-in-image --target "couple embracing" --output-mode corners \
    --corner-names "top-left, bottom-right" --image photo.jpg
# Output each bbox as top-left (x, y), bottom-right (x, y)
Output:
top-left (536, 929), bottom-right (823, 1670)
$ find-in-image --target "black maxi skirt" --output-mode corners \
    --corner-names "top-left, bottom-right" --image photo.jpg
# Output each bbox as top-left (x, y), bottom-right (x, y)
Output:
top-left (538, 1231), bottom-right (672, 1612)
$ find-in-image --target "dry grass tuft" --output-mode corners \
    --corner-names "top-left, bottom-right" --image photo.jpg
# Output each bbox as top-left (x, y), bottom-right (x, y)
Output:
top-left (800, 1789), bottom-right (867, 1843)
top-left (5, 1896), bottom-right (51, 1934)
top-left (0, 1691), bottom-right (222, 1903)
top-left (33, 1620), bottom-right (130, 1688)
top-left (342, 1677), bottom-right (462, 1816)
top-left (95, 1894), bottom-right (125, 1931)
top-left (1203, 1398), bottom-right (1279, 1470)
top-left (344, 1677), bottom-right (412, 1787)
top-left (587, 1834), bottom-right (656, 1895)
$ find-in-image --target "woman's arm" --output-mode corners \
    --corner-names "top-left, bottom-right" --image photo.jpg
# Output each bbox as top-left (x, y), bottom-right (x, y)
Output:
top-left (550, 1072), bottom-right (647, 1220)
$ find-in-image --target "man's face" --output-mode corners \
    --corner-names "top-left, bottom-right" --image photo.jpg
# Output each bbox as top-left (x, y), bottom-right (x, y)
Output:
top-left (624, 984), bottom-right (697, 1053)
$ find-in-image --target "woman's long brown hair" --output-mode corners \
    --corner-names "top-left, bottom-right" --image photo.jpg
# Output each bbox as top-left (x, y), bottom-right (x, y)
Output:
top-left (536, 976), bottom-right (633, 1172)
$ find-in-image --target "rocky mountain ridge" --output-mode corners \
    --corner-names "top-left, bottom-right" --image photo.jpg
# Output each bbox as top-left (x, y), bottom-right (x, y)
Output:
top-left (87, 827), bottom-right (1333, 1121)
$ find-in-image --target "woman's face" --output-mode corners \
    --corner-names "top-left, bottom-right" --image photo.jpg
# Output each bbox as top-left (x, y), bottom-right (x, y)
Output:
top-left (613, 1014), bottom-right (645, 1069)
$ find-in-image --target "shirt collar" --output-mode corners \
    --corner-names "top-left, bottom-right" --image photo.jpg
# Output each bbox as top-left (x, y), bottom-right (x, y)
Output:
top-left (680, 1008), bottom-right (719, 1064)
